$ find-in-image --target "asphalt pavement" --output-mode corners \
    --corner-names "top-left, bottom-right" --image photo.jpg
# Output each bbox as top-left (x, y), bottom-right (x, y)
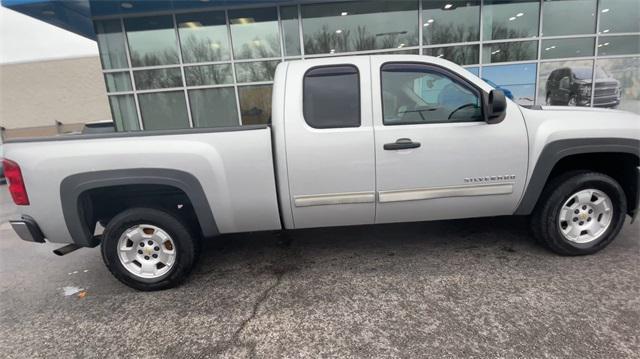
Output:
top-left (0, 185), bottom-right (638, 358)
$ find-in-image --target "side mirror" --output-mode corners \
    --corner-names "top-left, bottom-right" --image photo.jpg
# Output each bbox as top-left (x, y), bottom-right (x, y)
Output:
top-left (486, 89), bottom-right (507, 124)
top-left (559, 76), bottom-right (570, 90)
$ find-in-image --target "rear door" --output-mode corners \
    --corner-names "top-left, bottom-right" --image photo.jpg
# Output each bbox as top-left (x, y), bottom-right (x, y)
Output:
top-left (371, 57), bottom-right (528, 224)
top-left (284, 57), bottom-right (375, 228)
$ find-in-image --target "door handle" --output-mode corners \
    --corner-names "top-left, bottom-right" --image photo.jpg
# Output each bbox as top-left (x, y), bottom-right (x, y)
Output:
top-left (383, 138), bottom-right (421, 150)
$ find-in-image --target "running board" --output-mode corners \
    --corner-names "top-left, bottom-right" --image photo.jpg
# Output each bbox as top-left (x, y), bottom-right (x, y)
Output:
top-left (53, 244), bottom-right (81, 256)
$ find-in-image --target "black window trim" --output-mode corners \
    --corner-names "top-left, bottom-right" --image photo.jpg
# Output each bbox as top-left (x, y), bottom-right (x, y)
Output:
top-left (303, 64), bottom-right (361, 129)
top-left (380, 61), bottom-right (486, 126)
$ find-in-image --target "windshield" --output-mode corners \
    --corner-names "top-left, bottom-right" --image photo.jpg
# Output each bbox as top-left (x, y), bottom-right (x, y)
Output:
top-left (573, 67), bottom-right (608, 80)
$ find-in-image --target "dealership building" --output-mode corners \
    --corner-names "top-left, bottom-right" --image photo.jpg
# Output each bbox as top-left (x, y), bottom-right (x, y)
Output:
top-left (3, 0), bottom-right (639, 131)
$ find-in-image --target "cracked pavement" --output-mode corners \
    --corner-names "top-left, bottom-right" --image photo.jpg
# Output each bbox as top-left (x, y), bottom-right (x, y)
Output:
top-left (1, 187), bottom-right (639, 358)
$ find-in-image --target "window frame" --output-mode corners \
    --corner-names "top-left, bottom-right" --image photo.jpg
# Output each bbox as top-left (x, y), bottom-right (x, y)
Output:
top-left (380, 61), bottom-right (486, 126)
top-left (302, 64), bottom-right (362, 129)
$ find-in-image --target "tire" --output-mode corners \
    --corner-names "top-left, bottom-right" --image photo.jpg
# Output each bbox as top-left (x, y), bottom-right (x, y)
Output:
top-left (567, 95), bottom-right (577, 106)
top-left (101, 207), bottom-right (198, 291)
top-left (531, 171), bottom-right (627, 256)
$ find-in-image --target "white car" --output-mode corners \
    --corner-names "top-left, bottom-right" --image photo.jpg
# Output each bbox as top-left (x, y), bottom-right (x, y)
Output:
top-left (3, 55), bottom-right (639, 290)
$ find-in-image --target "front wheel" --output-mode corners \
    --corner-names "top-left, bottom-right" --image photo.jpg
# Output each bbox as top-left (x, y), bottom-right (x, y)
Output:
top-left (101, 207), bottom-right (198, 290)
top-left (531, 171), bottom-right (627, 256)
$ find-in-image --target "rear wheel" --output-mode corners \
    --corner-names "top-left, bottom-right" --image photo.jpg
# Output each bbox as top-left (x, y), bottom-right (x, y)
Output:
top-left (531, 172), bottom-right (627, 255)
top-left (101, 207), bottom-right (198, 290)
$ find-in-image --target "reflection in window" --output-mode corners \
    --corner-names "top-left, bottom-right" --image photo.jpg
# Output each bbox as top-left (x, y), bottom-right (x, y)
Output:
top-left (422, 0), bottom-right (480, 45)
top-left (188, 87), bottom-right (240, 127)
top-left (302, 1), bottom-right (419, 55)
top-left (134, 68), bottom-right (183, 90)
top-left (482, 40), bottom-right (537, 63)
top-left (229, 8), bottom-right (280, 59)
top-left (596, 57), bottom-right (639, 113)
top-left (542, 0), bottom-right (596, 36)
top-left (281, 6), bottom-right (301, 56)
top-left (95, 20), bottom-right (129, 69)
top-left (381, 63), bottom-right (482, 125)
top-left (125, 16), bottom-right (179, 67)
top-left (598, 35), bottom-right (640, 56)
top-left (104, 72), bottom-right (132, 92)
top-left (541, 37), bottom-right (595, 59)
top-left (177, 11), bottom-right (230, 63)
top-left (184, 64), bottom-right (233, 86)
top-left (303, 66), bottom-right (360, 129)
top-left (109, 95), bottom-right (139, 131)
top-left (598, 0), bottom-right (640, 34)
top-left (483, 63), bottom-right (536, 105)
top-left (238, 85), bottom-right (273, 124)
top-left (138, 91), bottom-right (190, 130)
top-left (536, 60), bottom-right (594, 107)
top-left (424, 45), bottom-right (479, 65)
top-left (235, 61), bottom-right (279, 83)
top-left (465, 67), bottom-right (480, 77)
top-left (483, 0), bottom-right (539, 40)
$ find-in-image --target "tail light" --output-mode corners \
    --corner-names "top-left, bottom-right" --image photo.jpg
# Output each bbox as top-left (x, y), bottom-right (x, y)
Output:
top-left (3, 159), bottom-right (30, 205)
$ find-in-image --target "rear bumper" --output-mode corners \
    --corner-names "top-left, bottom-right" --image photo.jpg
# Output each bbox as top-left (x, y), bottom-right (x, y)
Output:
top-left (10, 216), bottom-right (45, 243)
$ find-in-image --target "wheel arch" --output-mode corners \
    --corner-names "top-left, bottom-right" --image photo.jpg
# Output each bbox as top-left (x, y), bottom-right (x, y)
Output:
top-left (515, 138), bottom-right (640, 216)
top-left (60, 168), bottom-right (218, 247)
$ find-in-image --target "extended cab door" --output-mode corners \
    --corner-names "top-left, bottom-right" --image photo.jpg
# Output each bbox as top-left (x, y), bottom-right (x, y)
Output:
top-left (371, 57), bottom-right (528, 224)
top-left (283, 57), bottom-right (375, 228)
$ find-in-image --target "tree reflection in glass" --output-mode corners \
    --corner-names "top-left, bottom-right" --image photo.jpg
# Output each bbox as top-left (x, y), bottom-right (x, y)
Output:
top-left (229, 8), bottom-right (281, 59)
top-left (185, 64), bottom-right (233, 86)
top-left (125, 16), bottom-right (180, 67)
top-left (177, 11), bottom-right (231, 63)
top-left (422, 0), bottom-right (480, 45)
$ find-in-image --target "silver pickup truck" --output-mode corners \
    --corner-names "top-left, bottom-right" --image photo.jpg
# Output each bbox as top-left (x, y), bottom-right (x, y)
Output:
top-left (4, 55), bottom-right (640, 290)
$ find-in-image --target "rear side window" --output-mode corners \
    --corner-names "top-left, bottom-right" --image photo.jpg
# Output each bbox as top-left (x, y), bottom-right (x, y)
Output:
top-left (303, 65), bottom-right (360, 128)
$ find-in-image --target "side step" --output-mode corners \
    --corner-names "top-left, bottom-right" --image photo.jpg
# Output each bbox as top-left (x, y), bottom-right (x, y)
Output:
top-left (53, 244), bottom-right (81, 256)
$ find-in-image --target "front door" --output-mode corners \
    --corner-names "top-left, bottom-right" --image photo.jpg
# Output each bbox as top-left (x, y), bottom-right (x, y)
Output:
top-left (284, 58), bottom-right (375, 228)
top-left (371, 58), bottom-right (529, 224)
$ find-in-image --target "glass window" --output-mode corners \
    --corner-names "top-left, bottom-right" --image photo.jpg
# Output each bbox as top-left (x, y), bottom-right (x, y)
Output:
top-left (188, 87), bottom-right (240, 127)
top-left (483, 0), bottom-right (539, 40)
top-left (537, 60), bottom-right (594, 107)
top-left (133, 68), bottom-right (183, 90)
top-left (125, 16), bottom-right (179, 67)
top-left (542, 0), bottom-right (596, 36)
top-left (281, 6), bottom-right (301, 56)
top-left (598, 35), bottom-right (640, 56)
top-left (381, 63), bottom-right (482, 125)
top-left (424, 45), bottom-right (479, 65)
top-left (483, 63), bottom-right (536, 105)
top-left (596, 57), bottom-right (639, 113)
top-left (482, 40), bottom-right (537, 63)
top-left (303, 65), bottom-right (360, 129)
top-left (598, 0), bottom-right (640, 34)
top-left (95, 20), bottom-right (129, 70)
top-left (235, 61), bottom-right (279, 83)
top-left (541, 37), bottom-right (595, 59)
top-left (104, 72), bottom-right (132, 92)
top-left (184, 64), bottom-right (233, 86)
top-left (108, 95), bottom-right (140, 131)
top-left (138, 91), bottom-right (190, 130)
top-left (229, 8), bottom-right (281, 59)
top-left (177, 11), bottom-right (231, 63)
top-left (422, 0), bottom-right (480, 45)
top-left (302, 1), bottom-right (419, 55)
top-left (238, 85), bottom-right (273, 125)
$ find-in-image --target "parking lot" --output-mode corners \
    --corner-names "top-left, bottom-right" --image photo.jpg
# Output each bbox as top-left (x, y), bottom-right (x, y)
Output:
top-left (1, 185), bottom-right (638, 358)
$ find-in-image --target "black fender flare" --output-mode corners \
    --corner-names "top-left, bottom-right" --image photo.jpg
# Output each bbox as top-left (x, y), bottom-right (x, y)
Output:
top-left (515, 138), bottom-right (640, 215)
top-left (60, 168), bottom-right (218, 247)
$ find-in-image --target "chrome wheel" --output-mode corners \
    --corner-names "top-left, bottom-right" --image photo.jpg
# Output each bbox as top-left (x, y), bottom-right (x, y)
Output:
top-left (558, 189), bottom-right (613, 244)
top-left (117, 224), bottom-right (176, 279)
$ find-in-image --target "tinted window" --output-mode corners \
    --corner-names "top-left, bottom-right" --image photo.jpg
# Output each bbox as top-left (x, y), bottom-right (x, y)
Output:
top-left (303, 65), bottom-right (360, 128)
top-left (422, 0), bottom-right (480, 45)
top-left (381, 63), bottom-right (482, 125)
top-left (483, 0), bottom-right (539, 40)
top-left (125, 16), bottom-right (179, 67)
top-left (542, 0), bottom-right (596, 36)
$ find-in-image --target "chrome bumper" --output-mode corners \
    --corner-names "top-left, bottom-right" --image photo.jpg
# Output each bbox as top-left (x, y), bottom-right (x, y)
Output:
top-left (10, 217), bottom-right (45, 243)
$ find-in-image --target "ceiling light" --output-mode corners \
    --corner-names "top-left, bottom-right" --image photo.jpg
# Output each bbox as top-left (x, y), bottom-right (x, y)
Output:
top-left (398, 43), bottom-right (405, 48)
top-left (443, 3), bottom-right (454, 10)
top-left (253, 40), bottom-right (261, 46)
top-left (341, 11), bottom-right (348, 16)
top-left (437, 54), bottom-right (444, 58)
top-left (602, 29), bottom-right (610, 33)
top-left (491, 49), bottom-right (500, 54)
top-left (335, 29), bottom-right (342, 34)
top-left (330, 49), bottom-right (335, 54)
top-left (423, 23), bottom-right (430, 27)
top-left (181, 21), bottom-right (202, 29)
top-left (509, 16), bottom-right (516, 21)
top-left (516, 12), bottom-right (524, 17)
top-left (120, 2), bottom-right (133, 9)
top-left (428, 19), bottom-right (434, 23)
top-left (603, 42), bottom-right (609, 46)
top-left (232, 17), bottom-right (255, 24)
top-left (601, 8), bottom-right (609, 13)
top-left (545, 47), bottom-right (551, 51)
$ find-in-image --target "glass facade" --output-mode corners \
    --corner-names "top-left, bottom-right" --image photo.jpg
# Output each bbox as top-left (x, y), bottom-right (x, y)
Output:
top-left (95, 0), bottom-right (640, 131)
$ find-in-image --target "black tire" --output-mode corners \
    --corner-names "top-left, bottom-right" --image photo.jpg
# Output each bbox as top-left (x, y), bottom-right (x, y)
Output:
top-left (101, 207), bottom-right (198, 291)
top-left (531, 171), bottom-right (627, 256)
